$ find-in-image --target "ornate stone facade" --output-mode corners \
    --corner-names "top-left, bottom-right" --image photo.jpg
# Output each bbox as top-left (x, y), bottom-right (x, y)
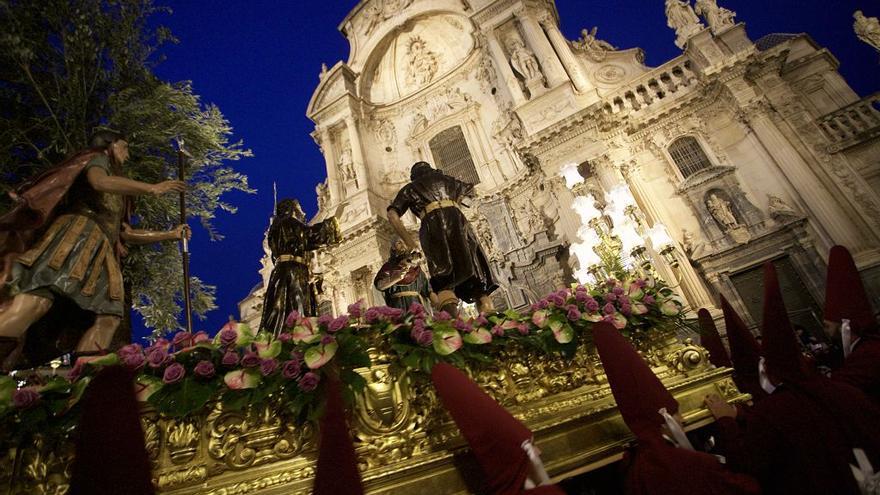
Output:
top-left (239, 0), bottom-right (880, 333)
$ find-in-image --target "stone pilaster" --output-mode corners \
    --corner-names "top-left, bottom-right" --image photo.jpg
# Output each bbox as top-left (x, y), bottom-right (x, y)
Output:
top-left (514, 8), bottom-right (567, 89)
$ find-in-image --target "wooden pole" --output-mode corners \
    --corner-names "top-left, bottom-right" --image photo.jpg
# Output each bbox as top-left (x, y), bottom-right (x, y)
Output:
top-left (177, 139), bottom-right (193, 334)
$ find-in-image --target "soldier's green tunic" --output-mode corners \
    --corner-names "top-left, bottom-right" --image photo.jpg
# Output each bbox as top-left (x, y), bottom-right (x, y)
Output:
top-left (8, 154), bottom-right (126, 316)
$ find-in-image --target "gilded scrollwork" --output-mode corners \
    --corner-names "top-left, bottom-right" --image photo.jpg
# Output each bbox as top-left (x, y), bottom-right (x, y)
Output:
top-left (207, 403), bottom-right (315, 470)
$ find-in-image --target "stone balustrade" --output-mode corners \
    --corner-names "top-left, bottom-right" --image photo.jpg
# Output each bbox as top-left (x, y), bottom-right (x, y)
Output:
top-left (602, 58), bottom-right (698, 116)
top-left (818, 92), bottom-right (880, 152)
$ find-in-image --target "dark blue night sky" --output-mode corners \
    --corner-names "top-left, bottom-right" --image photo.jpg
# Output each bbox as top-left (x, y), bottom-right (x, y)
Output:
top-left (137, 0), bottom-right (880, 341)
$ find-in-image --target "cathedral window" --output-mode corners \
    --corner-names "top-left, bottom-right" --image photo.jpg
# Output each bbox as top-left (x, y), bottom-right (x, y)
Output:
top-left (429, 125), bottom-right (480, 185)
top-left (668, 136), bottom-right (712, 179)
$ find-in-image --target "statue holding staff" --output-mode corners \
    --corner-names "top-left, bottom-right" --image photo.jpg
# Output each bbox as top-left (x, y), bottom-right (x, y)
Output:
top-left (0, 130), bottom-right (188, 371)
top-left (260, 198), bottom-right (340, 334)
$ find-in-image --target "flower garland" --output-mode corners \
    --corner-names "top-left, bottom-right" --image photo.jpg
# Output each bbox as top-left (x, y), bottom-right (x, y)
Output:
top-left (0, 276), bottom-right (687, 448)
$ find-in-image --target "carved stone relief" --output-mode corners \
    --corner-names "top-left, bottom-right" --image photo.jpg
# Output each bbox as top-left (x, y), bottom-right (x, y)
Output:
top-left (361, 0), bottom-right (415, 36)
top-left (372, 118), bottom-right (397, 152)
top-left (405, 36), bottom-right (441, 87)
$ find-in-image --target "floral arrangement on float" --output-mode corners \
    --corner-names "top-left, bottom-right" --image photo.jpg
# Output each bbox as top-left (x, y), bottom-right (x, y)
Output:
top-left (0, 276), bottom-right (686, 448)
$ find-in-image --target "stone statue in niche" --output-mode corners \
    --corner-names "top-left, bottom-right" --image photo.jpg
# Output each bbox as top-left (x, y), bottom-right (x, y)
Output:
top-left (474, 216), bottom-right (501, 262)
top-left (706, 192), bottom-right (739, 230)
top-left (316, 180), bottom-right (330, 211)
top-left (506, 35), bottom-right (544, 88)
top-left (338, 146), bottom-right (356, 182)
top-left (854, 11), bottom-right (880, 54)
top-left (405, 36), bottom-right (440, 87)
top-left (665, 0), bottom-right (704, 49)
top-left (767, 194), bottom-right (797, 221)
top-left (515, 200), bottom-right (545, 240)
top-left (694, 0), bottom-right (735, 34)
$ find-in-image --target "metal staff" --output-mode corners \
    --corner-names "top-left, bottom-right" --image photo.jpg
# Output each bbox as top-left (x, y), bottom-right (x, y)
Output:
top-left (176, 138), bottom-right (193, 333)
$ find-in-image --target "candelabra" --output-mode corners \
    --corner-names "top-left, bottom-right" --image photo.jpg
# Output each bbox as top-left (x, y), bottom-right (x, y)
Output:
top-left (560, 164), bottom-right (677, 284)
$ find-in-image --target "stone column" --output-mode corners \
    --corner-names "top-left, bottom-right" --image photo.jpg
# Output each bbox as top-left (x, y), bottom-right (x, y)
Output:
top-left (318, 127), bottom-right (340, 205)
top-left (484, 28), bottom-right (526, 105)
top-left (745, 107), bottom-right (868, 250)
top-left (622, 161), bottom-right (716, 310)
top-left (537, 11), bottom-right (594, 94)
top-left (344, 115), bottom-right (369, 191)
top-left (514, 8), bottom-right (567, 88)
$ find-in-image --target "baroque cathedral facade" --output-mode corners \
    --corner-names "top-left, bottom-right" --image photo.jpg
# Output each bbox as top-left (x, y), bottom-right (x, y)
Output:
top-left (240, 0), bottom-right (880, 335)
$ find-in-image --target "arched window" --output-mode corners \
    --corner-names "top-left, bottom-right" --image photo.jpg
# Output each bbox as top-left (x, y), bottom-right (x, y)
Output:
top-left (429, 125), bottom-right (480, 185)
top-left (668, 136), bottom-right (712, 179)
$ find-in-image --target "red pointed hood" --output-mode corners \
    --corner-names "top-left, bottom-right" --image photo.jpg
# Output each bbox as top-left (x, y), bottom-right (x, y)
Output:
top-left (593, 321), bottom-right (678, 442)
top-left (431, 362), bottom-right (532, 495)
top-left (313, 377), bottom-right (364, 495)
top-left (824, 245), bottom-right (877, 337)
top-left (720, 295), bottom-right (766, 399)
top-left (69, 366), bottom-right (154, 495)
top-left (761, 262), bottom-right (808, 383)
top-left (698, 308), bottom-right (732, 368)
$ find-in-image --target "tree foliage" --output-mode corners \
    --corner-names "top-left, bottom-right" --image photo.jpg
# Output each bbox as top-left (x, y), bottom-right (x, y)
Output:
top-left (0, 0), bottom-right (253, 334)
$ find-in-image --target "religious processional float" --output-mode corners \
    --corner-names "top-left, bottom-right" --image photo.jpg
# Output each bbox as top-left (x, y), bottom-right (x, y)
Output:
top-left (0, 170), bottom-right (748, 495)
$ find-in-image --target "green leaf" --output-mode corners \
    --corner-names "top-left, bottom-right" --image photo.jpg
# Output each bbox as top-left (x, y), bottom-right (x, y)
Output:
top-left (148, 376), bottom-right (218, 417)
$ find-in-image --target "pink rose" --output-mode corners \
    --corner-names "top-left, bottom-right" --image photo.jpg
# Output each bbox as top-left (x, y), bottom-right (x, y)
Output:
top-left (453, 319), bottom-right (472, 333)
top-left (221, 351), bottom-right (240, 367)
top-left (278, 333), bottom-right (292, 343)
top-left (612, 286), bottom-right (624, 295)
top-left (193, 331), bottom-right (211, 344)
top-left (604, 293), bottom-right (618, 302)
top-left (298, 372), bottom-right (320, 392)
top-left (240, 351), bottom-right (261, 368)
top-left (517, 323), bottom-right (530, 335)
top-left (603, 302), bottom-right (616, 315)
top-left (146, 346), bottom-right (169, 369)
top-left (282, 359), bottom-right (302, 379)
top-left (586, 298), bottom-right (600, 311)
top-left (317, 314), bottom-right (333, 328)
top-left (644, 295), bottom-right (656, 305)
top-left (364, 307), bottom-right (381, 324)
top-left (434, 311), bottom-right (452, 322)
top-left (491, 324), bottom-right (504, 337)
top-left (320, 334), bottom-right (336, 345)
top-left (219, 328), bottom-right (238, 346)
top-left (260, 358), bottom-right (278, 376)
top-left (12, 388), bottom-right (40, 409)
top-left (408, 302), bottom-right (426, 318)
top-left (118, 344), bottom-right (145, 370)
top-left (566, 305), bottom-right (581, 321)
top-left (347, 300), bottom-right (364, 319)
top-left (163, 362), bottom-right (185, 384)
top-left (172, 331), bottom-right (192, 348)
top-left (328, 315), bottom-right (348, 333)
top-left (194, 360), bottom-right (215, 378)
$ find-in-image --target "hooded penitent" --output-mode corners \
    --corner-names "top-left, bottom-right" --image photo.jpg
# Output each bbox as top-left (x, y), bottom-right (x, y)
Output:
top-left (431, 362), bottom-right (564, 495)
top-left (698, 308), bottom-right (733, 369)
top-left (592, 322), bottom-right (761, 495)
top-left (69, 366), bottom-right (154, 495)
top-left (760, 262), bottom-right (808, 384)
top-left (713, 262), bottom-right (880, 495)
top-left (313, 376), bottom-right (364, 495)
top-left (719, 295), bottom-right (766, 400)
top-left (825, 245), bottom-right (880, 403)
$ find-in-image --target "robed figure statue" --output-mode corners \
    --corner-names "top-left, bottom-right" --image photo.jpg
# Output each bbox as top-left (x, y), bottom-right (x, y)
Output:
top-left (0, 130), bottom-right (187, 371)
top-left (260, 198), bottom-right (339, 334)
top-left (386, 162), bottom-right (497, 316)
top-left (373, 237), bottom-right (432, 311)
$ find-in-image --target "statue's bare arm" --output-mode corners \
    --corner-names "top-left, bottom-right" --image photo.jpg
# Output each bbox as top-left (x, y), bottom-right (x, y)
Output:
top-left (87, 167), bottom-right (185, 197)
